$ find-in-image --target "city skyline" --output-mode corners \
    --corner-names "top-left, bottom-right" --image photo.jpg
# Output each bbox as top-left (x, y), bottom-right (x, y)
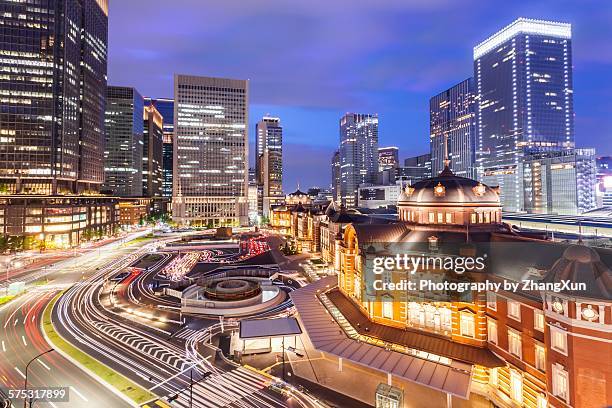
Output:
top-left (108, 1), bottom-right (612, 189)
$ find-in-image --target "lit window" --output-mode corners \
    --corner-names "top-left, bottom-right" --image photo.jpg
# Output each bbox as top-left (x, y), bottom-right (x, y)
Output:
top-left (487, 318), bottom-right (498, 344)
top-left (550, 327), bottom-right (567, 354)
top-left (552, 364), bottom-right (569, 401)
top-left (508, 329), bottom-right (522, 358)
top-left (445, 212), bottom-right (452, 223)
top-left (382, 296), bottom-right (393, 319)
top-left (537, 393), bottom-right (547, 408)
top-left (535, 343), bottom-right (546, 371)
top-left (429, 212), bottom-right (435, 223)
top-left (510, 369), bottom-right (523, 403)
top-left (437, 212), bottom-right (443, 223)
top-left (534, 309), bottom-right (545, 332)
top-left (471, 213), bottom-right (477, 223)
top-left (487, 292), bottom-right (497, 310)
top-left (460, 312), bottom-right (475, 338)
top-left (507, 299), bottom-right (521, 321)
top-left (489, 367), bottom-right (498, 387)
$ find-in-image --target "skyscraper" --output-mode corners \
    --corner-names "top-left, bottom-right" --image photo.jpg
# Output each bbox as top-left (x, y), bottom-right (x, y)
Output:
top-left (255, 116), bottom-right (283, 217)
top-left (103, 86), bottom-right (144, 197)
top-left (430, 78), bottom-right (476, 178)
top-left (331, 150), bottom-right (341, 205)
top-left (378, 147), bottom-right (400, 172)
top-left (143, 105), bottom-right (164, 199)
top-left (144, 98), bottom-right (175, 199)
top-left (339, 113), bottom-right (379, 207)
top-left (0, 0), bottom-right (108, 195)
top-left (0, 0), bottom-right (118, 248)
top-left (474, 18), bottom-right (574, 211)
top-left (172, 75), bottom-right (249, 226)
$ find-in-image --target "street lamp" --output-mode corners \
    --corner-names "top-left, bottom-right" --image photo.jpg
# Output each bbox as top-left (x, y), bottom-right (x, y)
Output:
top-left (23, 348), bottom-right (54, 408)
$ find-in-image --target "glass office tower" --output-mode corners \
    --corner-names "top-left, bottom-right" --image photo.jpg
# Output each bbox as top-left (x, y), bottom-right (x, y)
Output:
top-left (339, 113), bottom-right (379, 208)
top-left (0, 0), bottom-right (108, 194)
top-left (430, 78), bottom-right (476, 178)
top-left (143, 105), bottom-right (164, 198)
top-left (103, 86), bottom-right (144, 197)
top-left (474, 18), bottom-right (574, 211)
top-left (172, 75), bottom-right (249, 226)
top-left (255, 116), bottom-right (283, 217)
top-left (144, 98), bottom-right (175, 199)
top-left (0, 0), bottom-right (117, 247)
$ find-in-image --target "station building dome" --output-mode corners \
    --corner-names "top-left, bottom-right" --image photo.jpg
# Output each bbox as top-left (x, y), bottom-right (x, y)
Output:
top-left (398, 166), bottom-right (501, 226)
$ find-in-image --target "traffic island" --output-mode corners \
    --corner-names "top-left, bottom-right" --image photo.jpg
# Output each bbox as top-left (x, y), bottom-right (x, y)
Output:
top-left (42, 292), bottom-right (158, 406)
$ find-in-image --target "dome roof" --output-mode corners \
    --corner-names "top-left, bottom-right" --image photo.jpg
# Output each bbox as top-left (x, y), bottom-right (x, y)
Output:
top-left (563, 245), bottom-right (600, 263)
top-left (398, 167), bottom-right (499, 206)
top-left (542, 244), bottom-right (611, 300)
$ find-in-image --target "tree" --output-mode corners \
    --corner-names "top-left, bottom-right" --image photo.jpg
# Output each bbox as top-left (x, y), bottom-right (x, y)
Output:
top-left (0, 236), bottom-right (8, 253)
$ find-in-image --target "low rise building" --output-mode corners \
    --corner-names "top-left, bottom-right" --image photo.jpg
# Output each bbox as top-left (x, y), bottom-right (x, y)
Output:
top-left (118, 197), bottom-right (151, 227)
top-left (0, 195), bottom-right (119, 249)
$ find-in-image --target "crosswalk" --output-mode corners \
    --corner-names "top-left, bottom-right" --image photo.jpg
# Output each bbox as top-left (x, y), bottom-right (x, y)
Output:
top-left (167, 367), bottom-right (285, 408)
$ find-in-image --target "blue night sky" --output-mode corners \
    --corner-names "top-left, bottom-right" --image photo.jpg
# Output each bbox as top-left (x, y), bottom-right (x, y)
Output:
top-left (108, 0), bottom-right (612, 191)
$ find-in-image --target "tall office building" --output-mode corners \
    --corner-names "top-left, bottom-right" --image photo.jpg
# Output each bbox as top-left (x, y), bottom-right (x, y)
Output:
top-left (255, 116), bottom-right (283, 217)
top-left (430, 78), bottom-right (476, 178)
top-left (144, 98), bottom-right (174, 199)
top-left (0, 0), bottom-right (108, 195)
top-left (0, 0), bottom-right (117, 248)
top-left (378, 147), bottom-right (400, 172)
top-left (474, 18), bottom-right (574, 211)
top-left (331, 150), bottom-right (341, 205)
top-left (339, 113), bottom-right (379, 207)
top-left (172, 75), bottom-right (249, 226)
top-left (523, 149), bottom-right (597, 215)
top-left (103, 86), bottom-right (144, 197)
top-left (143, 105), bottom-right (164, 198)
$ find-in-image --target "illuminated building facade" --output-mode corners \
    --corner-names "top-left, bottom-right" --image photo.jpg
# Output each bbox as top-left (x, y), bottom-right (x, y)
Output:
top-left (331, 150), bottom-right (341, 205)
top-left (0, 0), bottom-right (117, 247)
top-left (339, 113), bottom-right (379, 208)
top-left (144, 98), bottom-right (174, 199)
top-left (172, 75), bottom-right (249, 226)
top-left (290, 164), bottom-right (611, 408)
top-left (103, 86), bottom-right (144, 197)
top-left (0, 195), bottom-right (118, 249)
top-left (378, 147), bottom-right (400, 172)
top-left (523, 149), bottom-right (597, 215)
top-left (0, 0), bottom-right (108, 195)
top-left (255, 116), bottom-right (283, 217)
top-left (430, 78), bottom-right (476, 178)
top-left (475, 18), bottom-right (575, 212)
top-left (142, 104), bottom-right (164, 199)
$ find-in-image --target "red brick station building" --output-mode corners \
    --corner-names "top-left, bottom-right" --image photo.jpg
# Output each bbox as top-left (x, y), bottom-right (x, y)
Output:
top-left (289, 166), bottom-right (611, 408)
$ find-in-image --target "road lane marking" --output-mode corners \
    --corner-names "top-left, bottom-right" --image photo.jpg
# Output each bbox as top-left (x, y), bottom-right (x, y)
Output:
top-left (14, 367), bottom-right (26, 379)
top-left (21, 335), bottom-right (27, 346)
top-left (70, 386), bottom-right (88, 402)
top-left (13, 318), bottom-right (17, 326)
top-left (1, 340), bottom-right (5, 352)
top-left (38, 359), bottom-right (51, 370)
